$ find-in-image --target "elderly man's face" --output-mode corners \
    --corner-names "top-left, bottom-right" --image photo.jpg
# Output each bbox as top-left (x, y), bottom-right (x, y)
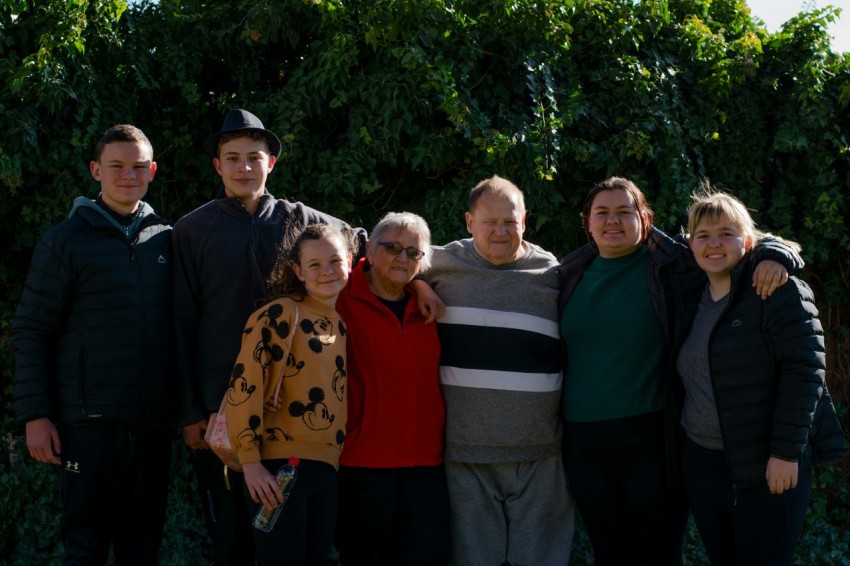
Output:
top-left (465, 191), bottom-right (527, 265)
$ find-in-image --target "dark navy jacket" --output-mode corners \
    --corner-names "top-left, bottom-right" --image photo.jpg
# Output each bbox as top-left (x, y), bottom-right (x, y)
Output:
top-left (13, 198), bottom-right (174, 425)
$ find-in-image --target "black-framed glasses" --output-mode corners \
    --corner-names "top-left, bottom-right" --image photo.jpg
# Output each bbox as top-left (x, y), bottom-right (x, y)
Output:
top-left (376, 241), bottom-right (425, 260)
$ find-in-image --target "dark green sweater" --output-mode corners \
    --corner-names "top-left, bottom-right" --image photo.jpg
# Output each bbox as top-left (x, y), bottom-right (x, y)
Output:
top-left (561, 246), bottom-right (664, 422)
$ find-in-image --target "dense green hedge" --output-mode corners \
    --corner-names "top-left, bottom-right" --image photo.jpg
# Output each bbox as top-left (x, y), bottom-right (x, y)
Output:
top-left (1, 0), bottom-right (848, 563)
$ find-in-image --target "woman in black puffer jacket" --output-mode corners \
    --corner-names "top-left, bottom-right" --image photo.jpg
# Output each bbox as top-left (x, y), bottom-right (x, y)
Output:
top-left (675, 189), bottom-right (845, 566)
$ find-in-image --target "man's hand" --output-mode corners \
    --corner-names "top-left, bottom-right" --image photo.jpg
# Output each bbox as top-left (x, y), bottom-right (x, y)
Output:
top-left (766, 456), bottom-right (799, 495)
top-left (410, 279), bottom-right (445, 323)
top-left (26, 418), bottom-right (61, 465)
top-left (183, 417), bottom-right (210, 450)
top-left (752, 260), bottom-right (789, 299)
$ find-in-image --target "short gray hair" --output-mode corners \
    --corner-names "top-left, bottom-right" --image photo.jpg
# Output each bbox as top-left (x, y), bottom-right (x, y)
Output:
top-left (367, 211), bottom-right (433, 270)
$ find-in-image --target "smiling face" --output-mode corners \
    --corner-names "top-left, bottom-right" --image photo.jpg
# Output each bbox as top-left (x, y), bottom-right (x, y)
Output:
top-left (587, 189), bottom-right (647, 258)
top-left (689, 216), bottom-right (752, 281)
top-left (366, 226), bottom-right (424, 298)
top-left (465, 191), bottom-right (527, 265)
top-left (292, 235), bottom-right (351, 306)
top-left (89, 141), bottom-right (157, 215)
top-left (213, 136), bottom-right (276, 213)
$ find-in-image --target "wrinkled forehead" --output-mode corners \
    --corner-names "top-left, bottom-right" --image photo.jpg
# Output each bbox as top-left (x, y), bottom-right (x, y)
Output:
top-left (473, 191), bottom-right (525, 215)
top-left (380, 225), bottom-right (421, 244)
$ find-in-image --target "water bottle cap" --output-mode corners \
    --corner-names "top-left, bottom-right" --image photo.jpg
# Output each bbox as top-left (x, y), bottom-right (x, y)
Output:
top-left (288, 457), bottom-right (300, 466)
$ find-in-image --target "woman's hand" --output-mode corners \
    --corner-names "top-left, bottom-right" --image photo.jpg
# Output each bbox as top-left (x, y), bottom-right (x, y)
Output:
top-left (766, 456), bottom-right (799, 494)
top-left (752, 260), bottom-right (789, 299)
top-left (243, 461), bottom-right (284, 508)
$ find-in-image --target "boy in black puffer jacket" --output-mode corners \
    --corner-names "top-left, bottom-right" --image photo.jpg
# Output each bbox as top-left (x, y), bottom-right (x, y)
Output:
top-left (13, 124), bottom-right (174, 565)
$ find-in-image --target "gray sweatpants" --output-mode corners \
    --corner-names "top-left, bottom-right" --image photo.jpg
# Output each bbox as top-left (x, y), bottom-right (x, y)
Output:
top-left (446, 454), bottom-right (574, 566)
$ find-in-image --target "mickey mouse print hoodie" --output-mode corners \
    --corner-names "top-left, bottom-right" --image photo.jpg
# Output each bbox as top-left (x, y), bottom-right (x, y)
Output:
top-left (223, 295), bottom-right (348, 468)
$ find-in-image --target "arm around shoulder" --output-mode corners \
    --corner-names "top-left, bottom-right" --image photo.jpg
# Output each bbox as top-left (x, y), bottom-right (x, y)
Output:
top-left (751, 237), bottom-right (804, 274)
top-left (295, 201), bottom-right (368, 259)
top-left (410, 279), bottom-right (444, 323)
top-left (749, 237), bottom-right (804, 298)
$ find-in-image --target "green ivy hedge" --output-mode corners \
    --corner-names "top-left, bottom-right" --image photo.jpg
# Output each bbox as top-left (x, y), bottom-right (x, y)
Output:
top-left (1, 0), bottom-right (848, 562)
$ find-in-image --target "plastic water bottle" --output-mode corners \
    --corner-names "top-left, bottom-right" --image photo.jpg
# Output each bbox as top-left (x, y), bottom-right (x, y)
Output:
top-left (252, 457), bottom-right (300, 532)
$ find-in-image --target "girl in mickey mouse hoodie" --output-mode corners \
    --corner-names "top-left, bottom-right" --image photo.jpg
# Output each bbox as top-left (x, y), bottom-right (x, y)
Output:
top-left (223, 224), bottom-right (352, 566)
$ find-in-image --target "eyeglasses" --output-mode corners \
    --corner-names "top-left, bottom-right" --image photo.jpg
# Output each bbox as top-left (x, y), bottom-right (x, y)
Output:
top-left (376, 242), bottom-right (425, 260)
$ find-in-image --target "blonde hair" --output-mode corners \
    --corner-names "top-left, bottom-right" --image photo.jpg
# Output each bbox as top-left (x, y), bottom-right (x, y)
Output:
top-left (687, 185), bottom-right (801, 252)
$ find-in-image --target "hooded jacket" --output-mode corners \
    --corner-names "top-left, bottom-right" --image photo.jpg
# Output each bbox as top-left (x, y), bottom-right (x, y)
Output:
top-left (13, 197), bottom-right (174, 425)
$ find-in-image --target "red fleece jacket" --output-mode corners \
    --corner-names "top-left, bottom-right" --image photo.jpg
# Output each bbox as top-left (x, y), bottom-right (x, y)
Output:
top-left (336, 259), bottom-right (445, 468)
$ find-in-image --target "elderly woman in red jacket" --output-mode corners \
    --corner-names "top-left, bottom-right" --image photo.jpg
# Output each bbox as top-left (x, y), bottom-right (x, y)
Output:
top-left (334, 212), bottom-right (450, 565)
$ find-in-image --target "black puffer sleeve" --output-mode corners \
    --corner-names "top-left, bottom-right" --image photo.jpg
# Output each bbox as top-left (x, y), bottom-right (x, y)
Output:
top-left (12, 223), bottom-right (76, 423)
top-left (765, 278), bottom-right (827, 459)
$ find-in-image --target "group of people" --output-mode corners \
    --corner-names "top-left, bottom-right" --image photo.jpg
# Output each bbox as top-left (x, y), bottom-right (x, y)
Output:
top-left (12, 108), bottom-right (845, 566)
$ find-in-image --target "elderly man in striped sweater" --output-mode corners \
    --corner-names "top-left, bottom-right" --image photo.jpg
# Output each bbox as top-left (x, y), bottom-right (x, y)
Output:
top-left (422, 175), bottom-right (574, 566)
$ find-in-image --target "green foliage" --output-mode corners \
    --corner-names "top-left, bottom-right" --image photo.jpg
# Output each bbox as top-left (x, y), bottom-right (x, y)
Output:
top-left (1, 0), bottom-right (849, 561)
top-left (795, 460), bottom-right (850, 566)
top-left (0, 439), bottom-right (63, 565)
top-left (159, 442), bottom-right (214, 566)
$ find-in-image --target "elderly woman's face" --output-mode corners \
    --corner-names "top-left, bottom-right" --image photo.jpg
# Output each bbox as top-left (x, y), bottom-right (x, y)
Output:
top-left (366, 226), bottom-right (424, 289)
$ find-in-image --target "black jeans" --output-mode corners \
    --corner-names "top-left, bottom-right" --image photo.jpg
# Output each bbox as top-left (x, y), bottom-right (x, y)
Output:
top-left (336, 465), bottom-right (451, 566)
top-left (192, 448), bottom-right (256, 566)
top-left (59, 424), bottom-right (171, 566)
top-left (683, 437), bottom-right (812, 566)
top-left (564, 412), bottom-right (686, 566)
top-left (243, 459), bottom-right (337, 566)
